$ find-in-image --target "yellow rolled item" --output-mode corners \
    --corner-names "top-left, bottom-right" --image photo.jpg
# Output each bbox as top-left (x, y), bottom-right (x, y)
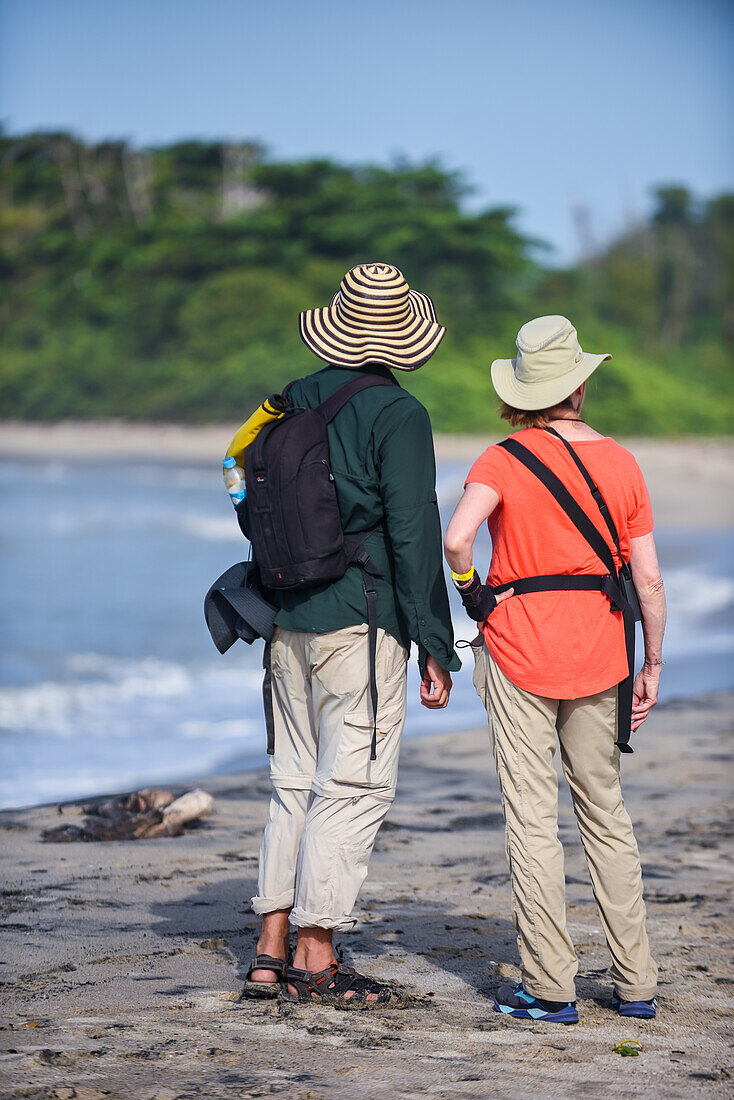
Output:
top-left (451, 566), bottom-right (476, 585)
top-left (225, 397), bottom-right (284, 467)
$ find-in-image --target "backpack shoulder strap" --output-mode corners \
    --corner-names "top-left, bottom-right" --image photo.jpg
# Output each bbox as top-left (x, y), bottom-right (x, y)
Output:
top-left (543, 426), bottom-right (624, 560)
top-left (499, 436), bottom-right (618, 577)
top-left (316, 373), bottom-right (398, 424)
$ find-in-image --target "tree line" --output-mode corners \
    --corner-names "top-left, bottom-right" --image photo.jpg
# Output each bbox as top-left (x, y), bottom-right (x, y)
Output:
top-left (1, 129), bottom-right (732, 434)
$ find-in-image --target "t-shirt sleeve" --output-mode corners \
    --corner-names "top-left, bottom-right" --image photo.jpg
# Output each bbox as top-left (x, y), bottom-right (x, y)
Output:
top-left (626, 458), bottom-right (654, 537)
top-left (465, 445), bottom-right (507, 500)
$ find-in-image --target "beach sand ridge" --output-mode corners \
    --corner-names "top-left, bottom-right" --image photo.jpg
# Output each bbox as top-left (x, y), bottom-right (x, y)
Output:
top-left (1, 692), bottom-right (732, 1098)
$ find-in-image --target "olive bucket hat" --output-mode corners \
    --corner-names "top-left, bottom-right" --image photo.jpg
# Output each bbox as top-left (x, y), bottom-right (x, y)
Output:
top-left (491, 315), bottom-right (611, 410)
top-left (299, 262), bottom-right (446, 371)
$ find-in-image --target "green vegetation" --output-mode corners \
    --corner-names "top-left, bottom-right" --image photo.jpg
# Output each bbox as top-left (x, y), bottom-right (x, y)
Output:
top-left (1, 130), bottom-right (732, 434)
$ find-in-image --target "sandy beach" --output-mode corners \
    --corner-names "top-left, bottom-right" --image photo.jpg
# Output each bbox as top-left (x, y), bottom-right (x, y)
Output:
top-left (1, 690), bottom-right (732, 1099)
top-left (1, 422), bottom-right (732, 1096)
top-left (2, 421), bottom-right (734, 530)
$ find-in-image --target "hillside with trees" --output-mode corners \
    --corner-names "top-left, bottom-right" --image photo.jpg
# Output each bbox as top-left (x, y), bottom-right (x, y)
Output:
top-left (1, 130), bottom-right (732, 434)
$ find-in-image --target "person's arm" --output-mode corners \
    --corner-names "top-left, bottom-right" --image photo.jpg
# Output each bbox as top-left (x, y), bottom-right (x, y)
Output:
top-left (628, 531), bottom-right (666, 731)
top-left (376, 401), bottom-right (459, 710)
top-left (444, 483), bottom-right (514, 616)
top-left (444, 483), bottom-right (500, 573)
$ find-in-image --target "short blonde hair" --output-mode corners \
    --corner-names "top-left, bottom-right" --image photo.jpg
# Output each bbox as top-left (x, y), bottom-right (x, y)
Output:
top-left (499, 396), bottom-right (574, 429)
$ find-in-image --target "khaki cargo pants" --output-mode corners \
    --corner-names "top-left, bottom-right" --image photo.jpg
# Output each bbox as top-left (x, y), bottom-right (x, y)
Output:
top-left (252, 624), bottom-right (408, 932)
top-left (473, 638), bottom-right (658, 1003)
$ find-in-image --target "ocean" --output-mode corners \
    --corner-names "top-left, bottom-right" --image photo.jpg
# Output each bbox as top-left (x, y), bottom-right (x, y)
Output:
top-left (1, 455), bottom-right (732, 810)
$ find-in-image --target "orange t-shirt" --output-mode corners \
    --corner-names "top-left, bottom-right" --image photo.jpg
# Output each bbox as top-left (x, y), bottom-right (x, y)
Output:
top-left (466, 428), bottom-right (654, 699)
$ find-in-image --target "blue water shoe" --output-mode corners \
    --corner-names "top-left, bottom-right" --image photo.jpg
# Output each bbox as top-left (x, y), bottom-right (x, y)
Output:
top-left (494, 983), bottom-right (579, 1024)
top-left (612, 992), bottom-right (657, 1018)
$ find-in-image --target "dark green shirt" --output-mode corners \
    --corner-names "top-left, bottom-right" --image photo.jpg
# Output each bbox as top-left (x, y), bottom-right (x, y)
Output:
top-left (271, 364), bottom-right (460, 674)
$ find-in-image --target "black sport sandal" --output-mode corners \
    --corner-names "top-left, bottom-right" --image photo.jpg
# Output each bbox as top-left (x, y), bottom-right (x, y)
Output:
top-left (243, 953), bottom-right (289, 999)
top-left (282, 961), bottom-right (398, 1006)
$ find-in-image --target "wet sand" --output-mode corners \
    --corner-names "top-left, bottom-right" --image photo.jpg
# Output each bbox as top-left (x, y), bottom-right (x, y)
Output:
top-left (1, 421), bottom-right (733, 529)
top-left (1, 692), bottom-right (732, 1099)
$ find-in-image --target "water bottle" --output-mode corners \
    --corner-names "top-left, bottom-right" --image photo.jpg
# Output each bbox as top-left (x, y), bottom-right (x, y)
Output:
top-left (223, 456), bottom-right (246, 507)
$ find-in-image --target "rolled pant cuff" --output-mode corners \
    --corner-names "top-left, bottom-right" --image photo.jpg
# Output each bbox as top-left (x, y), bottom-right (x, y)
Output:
top-left (270, 772), bottom-right (314, 792)
top-left (251, 890), bottom-right (295, 915)
top-left (289, 905), bottom-right (357, 933)
top-left (309, 779), bottom-right (394, 802)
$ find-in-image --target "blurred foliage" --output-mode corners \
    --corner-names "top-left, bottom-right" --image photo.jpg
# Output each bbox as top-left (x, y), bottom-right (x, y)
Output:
top-left (1, 130), bottom-right (732, 434)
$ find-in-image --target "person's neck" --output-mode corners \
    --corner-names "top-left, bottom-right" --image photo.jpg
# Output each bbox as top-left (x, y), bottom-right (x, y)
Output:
top-left (545, 416), bottom-right (604, 441)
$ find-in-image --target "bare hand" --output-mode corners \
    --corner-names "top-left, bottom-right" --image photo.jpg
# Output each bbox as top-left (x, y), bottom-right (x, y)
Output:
top-left (631, 664), bottom-right (661, 731)
top-left (420, 655), bottom-right (452, 709)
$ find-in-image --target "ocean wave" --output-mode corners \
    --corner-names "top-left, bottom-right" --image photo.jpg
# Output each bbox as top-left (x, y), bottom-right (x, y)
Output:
top-left (0, 656), bottom-right (188, 736)
top-left (0, 751), bottom-right (232, 809)
top-left (175, 515), bottom-right (245, 541)
top-left (178, 717), bottom-right (263, 740)
top-left (131, 464), bottom-right (221, 489)
top-left (42, 507), bottom-right (245, 543)
top-left (663, 568), bottom-right (734, 619)
top-left (0, 654), bottom-right (263, 738)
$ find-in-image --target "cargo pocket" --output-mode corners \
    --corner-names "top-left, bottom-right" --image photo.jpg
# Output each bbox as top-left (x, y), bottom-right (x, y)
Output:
top-left (324, 667), bottom-right (407, 794)
top-left (470, 632), bottom-right (489, 709)
top-left (311, 624), bottom-right (370, 697)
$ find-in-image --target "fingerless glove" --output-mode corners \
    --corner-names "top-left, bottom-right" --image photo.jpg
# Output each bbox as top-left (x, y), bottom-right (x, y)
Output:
top-left (456, 572), bottom-right (497, 622)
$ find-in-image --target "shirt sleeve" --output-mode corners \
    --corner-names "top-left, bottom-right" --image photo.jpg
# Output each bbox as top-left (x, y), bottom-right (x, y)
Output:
top-left (375, 399), bottom-right (461, 674)
top-left (627, 458), bottom-right (654, 537)
top-left (465, 445), bottom-right (507, 499)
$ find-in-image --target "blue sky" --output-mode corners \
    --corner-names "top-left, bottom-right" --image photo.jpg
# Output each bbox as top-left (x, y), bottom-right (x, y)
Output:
top-left (1, 0), bottom-right (732, 260)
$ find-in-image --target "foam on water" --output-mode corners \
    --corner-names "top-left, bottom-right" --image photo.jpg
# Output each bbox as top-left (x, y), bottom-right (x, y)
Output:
top-left (663, 568), bottom-right (734, 619)
top-left (175, 515), bottom-right (245, 541)
top-left (1, 457), bottom-right (732, 809)
top-left (0, 654), bottom-right (263, 736)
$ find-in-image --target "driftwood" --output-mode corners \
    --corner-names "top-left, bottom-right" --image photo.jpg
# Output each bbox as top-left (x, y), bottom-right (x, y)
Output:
top-left (42, 788), bottom-right (214, 842)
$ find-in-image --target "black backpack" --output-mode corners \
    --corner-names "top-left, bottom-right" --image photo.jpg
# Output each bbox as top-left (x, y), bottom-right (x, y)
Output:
top-left (239, 371), bottom-right (398, 759)
top-left (240, 372), bottom-right (396, 587)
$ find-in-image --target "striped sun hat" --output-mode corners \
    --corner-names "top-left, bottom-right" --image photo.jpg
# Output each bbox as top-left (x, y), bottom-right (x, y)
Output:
top-left (299, 262), bottom-right (446, 371)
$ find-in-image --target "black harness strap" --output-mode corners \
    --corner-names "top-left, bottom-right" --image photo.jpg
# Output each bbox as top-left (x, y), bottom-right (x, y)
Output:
top-left (494, 573), bottom-right (623, 604)
top-left (317, 373), bottom-right (397, 423)
top-left (497, 437), bottom-right (637, 753)
top-left (364, 575), bottom-right (379, 762)
top-left (544, 426), bottom-right (625, 560)
top-left (539, 432), bottom-right (640, 748)
top-left (344, 527), bottom-right (384, 762)
top-left (263, 640), bottom-right (275, 756)
top-left (544, 427), bottom-right (643, 622)
top-left (616, 603), bottom-right (637, 751)
top-left (500, 438), bottom-right (618, 575)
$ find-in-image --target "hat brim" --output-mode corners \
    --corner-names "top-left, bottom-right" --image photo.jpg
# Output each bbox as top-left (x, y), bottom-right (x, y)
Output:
top-left (299, 289), bottom-right (446, 372)
top-left (490, 351), bottom-right (611, 410)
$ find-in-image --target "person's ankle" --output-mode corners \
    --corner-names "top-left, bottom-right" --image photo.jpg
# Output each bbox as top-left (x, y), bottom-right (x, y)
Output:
top-left (292, 939), bottom-right (335, 974)
top-left (256, 931), bottom-right (289, 960)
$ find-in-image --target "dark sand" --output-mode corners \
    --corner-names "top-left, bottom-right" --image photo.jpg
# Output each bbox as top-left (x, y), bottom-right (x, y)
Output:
top-left (1, 692), bottom-right (732, 1099)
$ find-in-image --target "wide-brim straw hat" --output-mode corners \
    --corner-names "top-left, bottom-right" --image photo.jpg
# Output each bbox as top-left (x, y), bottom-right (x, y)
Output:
top-left (299, 262), bottom-right (446, 371)
top-left (491, 315), bottom-right (611, 410)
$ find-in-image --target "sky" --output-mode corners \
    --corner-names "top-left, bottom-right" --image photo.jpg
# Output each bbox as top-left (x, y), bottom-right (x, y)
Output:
top-left (1, 0), bottom-right (732, 261)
